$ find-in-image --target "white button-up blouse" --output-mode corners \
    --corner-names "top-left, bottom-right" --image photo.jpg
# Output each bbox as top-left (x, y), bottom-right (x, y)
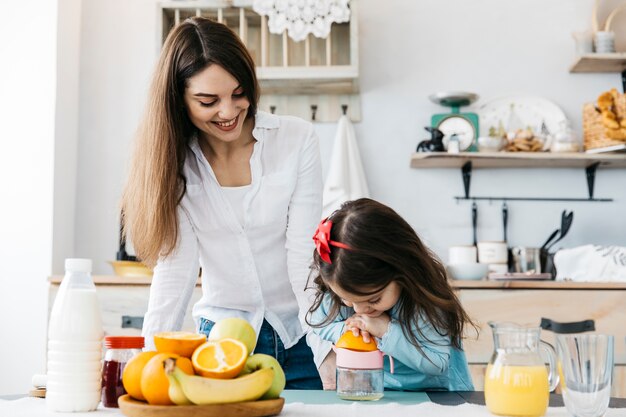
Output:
top-left (141, 111), bottom-right (331, 367)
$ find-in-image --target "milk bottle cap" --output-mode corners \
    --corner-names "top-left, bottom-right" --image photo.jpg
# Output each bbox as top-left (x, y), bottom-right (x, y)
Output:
top-left (65, 258), bottom-right (92, 273)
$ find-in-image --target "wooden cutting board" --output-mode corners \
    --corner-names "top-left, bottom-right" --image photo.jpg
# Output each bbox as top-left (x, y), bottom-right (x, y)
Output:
top-left (118, 395), bottom-right (285, 417)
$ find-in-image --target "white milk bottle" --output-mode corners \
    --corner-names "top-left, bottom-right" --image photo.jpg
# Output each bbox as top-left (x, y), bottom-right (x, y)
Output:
top-left (46, 258), bottom-right (104, 412)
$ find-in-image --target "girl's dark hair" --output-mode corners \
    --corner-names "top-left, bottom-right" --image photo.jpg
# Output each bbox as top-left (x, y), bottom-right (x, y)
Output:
top-left (306, 198), bottom-right (476, 352)
top-left (122, 17), bottom-right (259, 265)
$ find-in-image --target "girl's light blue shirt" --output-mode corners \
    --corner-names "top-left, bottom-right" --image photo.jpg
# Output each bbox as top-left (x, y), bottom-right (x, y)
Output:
top-left (311, 295), bottom-right (474, 391)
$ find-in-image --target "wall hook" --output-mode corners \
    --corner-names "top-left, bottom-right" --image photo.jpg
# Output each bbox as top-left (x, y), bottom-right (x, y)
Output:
top-left (311, 105), bottom-right (318, 121)
top-left (269, 105), bottom-right (276, 114)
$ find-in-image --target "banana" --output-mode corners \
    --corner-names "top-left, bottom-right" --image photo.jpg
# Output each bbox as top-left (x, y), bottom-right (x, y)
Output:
top-left (164, 363), bottom-right (192, 405)
top-left (164, 358), bottom-right (274, 405)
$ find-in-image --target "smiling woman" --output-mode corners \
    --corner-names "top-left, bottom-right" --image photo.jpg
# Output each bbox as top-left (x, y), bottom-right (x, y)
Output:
top-left (121, 16), bottom-right (332, 391)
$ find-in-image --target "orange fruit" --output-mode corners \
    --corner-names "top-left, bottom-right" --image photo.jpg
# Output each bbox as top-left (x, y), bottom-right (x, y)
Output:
top-left (191, 338), bottom-right (248, 379)
top-left (208, 317), bottom-right (257, 354)
top-left (336, 331), bottom-right (378, 352)
top-left (122, 351), bottom-right (158, 401)
top-left (141, 352), bottom-right (194, 405)
top-left (153, 331), bottom-right (206, 358)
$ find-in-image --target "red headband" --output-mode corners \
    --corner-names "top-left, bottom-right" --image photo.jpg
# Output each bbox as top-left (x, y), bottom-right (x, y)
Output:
top-left (312, 218), bottom-right (351, 264)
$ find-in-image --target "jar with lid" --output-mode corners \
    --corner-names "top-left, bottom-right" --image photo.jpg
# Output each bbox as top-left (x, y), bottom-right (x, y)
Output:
top-left (101, 336), bottom-right (144, 407)
top-left (333, 346), bottom-right (394, 401)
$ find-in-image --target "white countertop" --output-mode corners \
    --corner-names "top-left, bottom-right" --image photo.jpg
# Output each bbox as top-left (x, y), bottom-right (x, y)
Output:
top-left (2, 397), bottom-right (625, 417)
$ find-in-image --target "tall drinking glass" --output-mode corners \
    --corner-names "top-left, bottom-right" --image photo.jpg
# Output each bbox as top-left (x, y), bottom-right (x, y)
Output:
top-left (556, 334), bottom-right (614, 417)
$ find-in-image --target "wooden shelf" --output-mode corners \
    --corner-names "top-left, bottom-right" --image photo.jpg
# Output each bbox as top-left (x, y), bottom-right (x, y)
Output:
top-left (450, 279), bottom-right (626, 290)
top-left (569, 53), bottom-right (626, 73)
top-left (257, 66), bottom-right (359, 94)
top-left (409, 152), bottom-right (626, 169)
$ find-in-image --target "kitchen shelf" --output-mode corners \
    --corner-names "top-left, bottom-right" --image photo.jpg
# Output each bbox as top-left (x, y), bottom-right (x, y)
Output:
top-left (409, 152), bottom-right (626, 169)
top-left (410, 152), bottom-right (626, 202)
top-left (569, 53), bottom-right (626, 73)
top-left (569, 53), bottom-right (626, 92)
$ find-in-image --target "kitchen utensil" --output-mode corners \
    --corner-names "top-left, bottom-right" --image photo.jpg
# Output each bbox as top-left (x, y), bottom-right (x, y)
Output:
top-left (557, 334), bottom-right (614, 417)
top-left (541, 229), bottom-right (560, 250)
top-left (118, 394), bottom-right (285, 417)
top-left (448, 246), bottom-right (477, 265)
top-left (447, 263), bottom-right (489, 281)
top-left (477, 241), bottom-right (508, 264)
top-left (503, 202), bottom-right (512, 271)
top-left (472, 202), bottom-right (478, 247)
top-left (485, 322), bottom-right (559, 417)
top-left (333, 346), bottom-right (394, 401)
top-left (511, 247), bottom-right (542, 273)
top-left (502, 202), bottom-right (508, 242)
top-left (546, 210), bottom-right (574, 251)
top-left (429, 91), bottom-right (479, 152)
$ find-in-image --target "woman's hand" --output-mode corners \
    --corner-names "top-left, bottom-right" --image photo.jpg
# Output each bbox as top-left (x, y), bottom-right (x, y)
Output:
top-left (345, 313), bottom-right (391, 342)
top-left (318, 350), bottom-right (337, 390)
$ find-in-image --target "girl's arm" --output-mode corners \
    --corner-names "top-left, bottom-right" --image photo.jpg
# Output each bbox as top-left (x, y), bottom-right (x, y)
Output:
top-left (377, 317), bottom-right (452, 376)
top-left (141, 207), bottom-right (200, 350)
top-left (309, 294), bottom-right (347, 344)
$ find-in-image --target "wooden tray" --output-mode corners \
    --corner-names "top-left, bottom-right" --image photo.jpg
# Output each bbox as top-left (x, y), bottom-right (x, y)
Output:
top-left (118, 395), bottom-right (285, 417)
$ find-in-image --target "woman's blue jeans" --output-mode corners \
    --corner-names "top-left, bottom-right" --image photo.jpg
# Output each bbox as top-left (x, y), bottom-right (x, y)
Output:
top-left (198, 318), bottom-right (322, 390)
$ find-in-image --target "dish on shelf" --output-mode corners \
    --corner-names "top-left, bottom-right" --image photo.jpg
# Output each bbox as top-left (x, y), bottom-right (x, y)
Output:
top-left (478, 96), bottom-right (569, 139)
top-left (108, 261), bottom-right (152, 277)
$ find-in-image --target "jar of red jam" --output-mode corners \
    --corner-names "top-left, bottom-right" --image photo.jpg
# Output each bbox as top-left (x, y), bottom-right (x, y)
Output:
top-left (101, 336), bottom-right (144, 407)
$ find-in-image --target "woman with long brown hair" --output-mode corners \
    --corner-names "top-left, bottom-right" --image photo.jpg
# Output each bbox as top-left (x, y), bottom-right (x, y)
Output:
top-left (122, 17), bottom-right (331, 389)
top-left (307, 198), bottom-right (475, 390)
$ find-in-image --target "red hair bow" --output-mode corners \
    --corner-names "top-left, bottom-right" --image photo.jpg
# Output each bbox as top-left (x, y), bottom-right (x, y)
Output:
top-left (313, 218), bottom-right (351, 264)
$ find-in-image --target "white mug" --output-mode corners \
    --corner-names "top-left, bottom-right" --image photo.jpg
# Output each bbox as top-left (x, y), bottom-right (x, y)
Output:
top-left (448, 246), bottom-right (477, 264)
top-left (477, 241), bottom-right (508, 264)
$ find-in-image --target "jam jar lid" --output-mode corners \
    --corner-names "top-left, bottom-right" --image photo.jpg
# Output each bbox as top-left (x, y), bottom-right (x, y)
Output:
top-left (104, 336), bottom-right (144, 349)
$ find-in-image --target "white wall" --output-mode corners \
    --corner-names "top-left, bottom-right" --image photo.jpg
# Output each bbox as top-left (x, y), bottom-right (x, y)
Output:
top-left (73, 0), bottom-right (626, 276)
top-left (0, 1), bottom-right (58, 395)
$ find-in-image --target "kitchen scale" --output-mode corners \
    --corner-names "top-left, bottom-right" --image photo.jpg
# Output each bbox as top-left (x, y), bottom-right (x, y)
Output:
top-left (429, 91), bottom-right (479, 152)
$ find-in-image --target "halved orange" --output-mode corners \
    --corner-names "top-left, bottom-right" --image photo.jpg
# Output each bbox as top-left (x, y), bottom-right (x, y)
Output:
top-left (191, 338), bottom-right (248, 379)
top-left (336, 331), bottom-right (378, 352)
top-left (153, 331), bottom-right (206, 358)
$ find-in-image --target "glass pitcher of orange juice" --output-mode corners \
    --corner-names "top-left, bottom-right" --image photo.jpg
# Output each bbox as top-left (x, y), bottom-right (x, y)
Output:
top-left (484, 322), bottom-right (559, 417)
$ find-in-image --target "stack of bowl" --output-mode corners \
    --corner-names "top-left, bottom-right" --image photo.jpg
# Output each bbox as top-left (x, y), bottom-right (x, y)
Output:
top-left (447, 246), bottom-right (488, 281)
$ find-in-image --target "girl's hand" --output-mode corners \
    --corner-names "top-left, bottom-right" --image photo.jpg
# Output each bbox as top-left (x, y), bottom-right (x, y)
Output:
top-left (345, 313), bottom-right (391, 342)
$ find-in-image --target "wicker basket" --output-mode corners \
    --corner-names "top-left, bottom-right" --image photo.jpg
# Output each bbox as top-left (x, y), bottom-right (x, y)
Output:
top-left (583, 92), bottom-right (626, 150)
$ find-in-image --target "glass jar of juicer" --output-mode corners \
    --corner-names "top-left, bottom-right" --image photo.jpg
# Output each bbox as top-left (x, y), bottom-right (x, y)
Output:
top-left (333, 346), bottom-right (394, 401)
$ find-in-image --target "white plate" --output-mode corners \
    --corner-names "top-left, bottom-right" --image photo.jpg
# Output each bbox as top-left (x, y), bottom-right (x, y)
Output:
top-left (478, 96), bottom-right (569, 137)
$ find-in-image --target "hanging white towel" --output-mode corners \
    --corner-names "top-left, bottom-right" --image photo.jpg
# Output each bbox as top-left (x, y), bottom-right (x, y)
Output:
top-left (322, 114), bottom-right (370, 218)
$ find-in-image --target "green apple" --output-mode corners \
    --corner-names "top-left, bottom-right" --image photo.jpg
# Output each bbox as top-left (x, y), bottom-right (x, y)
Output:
top-left (208, 317), bottom-right (257, 354)
top-left (242, 354), bottom-right (286, 399)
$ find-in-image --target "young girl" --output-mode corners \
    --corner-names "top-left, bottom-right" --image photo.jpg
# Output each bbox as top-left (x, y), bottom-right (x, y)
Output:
top-left (307, 198), bottom-right (475, 391)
